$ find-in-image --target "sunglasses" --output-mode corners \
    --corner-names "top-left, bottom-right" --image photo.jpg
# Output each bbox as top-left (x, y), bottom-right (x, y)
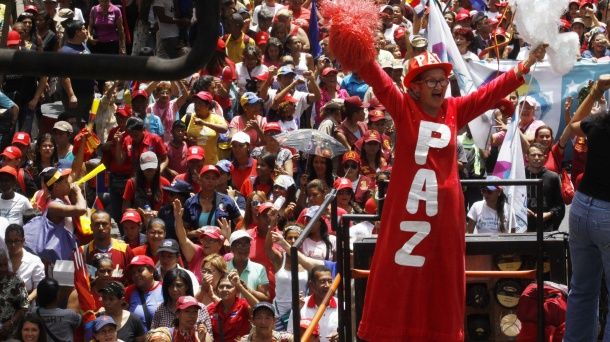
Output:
top-left (251, 200), bottom-right (261, 208)
top-left (344, 162), bottom-right (359, 169)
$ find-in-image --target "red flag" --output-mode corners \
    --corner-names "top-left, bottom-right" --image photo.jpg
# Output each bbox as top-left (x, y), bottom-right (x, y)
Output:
top-left (73, 246), bottom-right (98, 341)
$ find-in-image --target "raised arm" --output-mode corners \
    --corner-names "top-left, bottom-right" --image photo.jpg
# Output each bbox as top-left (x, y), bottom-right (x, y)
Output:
top-left (570, 76), bottom-right (610, 136)
top-left (172, 199), bottom-right (199, 263)
top-left (455, 45), bottom-right (547, 128)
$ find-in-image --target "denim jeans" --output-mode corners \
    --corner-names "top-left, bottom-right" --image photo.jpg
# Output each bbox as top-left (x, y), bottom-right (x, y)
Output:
top-left (565, 191), bottom-right (610, 342)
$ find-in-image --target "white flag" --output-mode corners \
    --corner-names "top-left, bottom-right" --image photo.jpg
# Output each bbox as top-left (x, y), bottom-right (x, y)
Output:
top-left (427, 0), bottom-right (494, 150)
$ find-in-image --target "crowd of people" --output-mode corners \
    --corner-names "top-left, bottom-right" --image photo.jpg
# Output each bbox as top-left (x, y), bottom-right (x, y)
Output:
top-left (0, 0), bottom-right (608, 340)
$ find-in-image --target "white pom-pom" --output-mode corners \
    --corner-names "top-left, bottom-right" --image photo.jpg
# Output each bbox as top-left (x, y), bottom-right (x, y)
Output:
top-left (510, 0), bottom-right (577, 74)
top-left (547, 32), bottom-right (581, 75)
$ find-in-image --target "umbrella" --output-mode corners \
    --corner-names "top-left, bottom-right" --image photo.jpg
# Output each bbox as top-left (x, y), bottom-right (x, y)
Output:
top-left (274, 129), bottom-right (348, 158)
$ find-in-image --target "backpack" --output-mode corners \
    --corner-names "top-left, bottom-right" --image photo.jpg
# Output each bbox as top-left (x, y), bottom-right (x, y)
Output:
top-left (516, 281), bottom-right (567, 342)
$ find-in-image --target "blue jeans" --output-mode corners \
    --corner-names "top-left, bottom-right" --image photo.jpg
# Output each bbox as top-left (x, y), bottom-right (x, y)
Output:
top-left (565, 191), bottom-right (610, 342)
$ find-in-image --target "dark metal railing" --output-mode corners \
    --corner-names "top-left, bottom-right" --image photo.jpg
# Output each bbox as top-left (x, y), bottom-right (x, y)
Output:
top-left (0, 0), bottom-right (219, 80)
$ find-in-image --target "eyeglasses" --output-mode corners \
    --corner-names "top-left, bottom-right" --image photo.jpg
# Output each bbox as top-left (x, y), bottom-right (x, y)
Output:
top-left (419, 78), bottom-right (449, 88)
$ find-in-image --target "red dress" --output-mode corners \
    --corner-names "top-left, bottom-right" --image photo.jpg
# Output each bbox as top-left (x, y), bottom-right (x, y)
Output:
top-left (356, 62), bottom-right (525, 341)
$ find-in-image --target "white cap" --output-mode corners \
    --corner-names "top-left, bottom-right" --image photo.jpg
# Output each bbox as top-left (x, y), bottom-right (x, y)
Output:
top-left (231, 131), bottom-right (251, 145)
top-left (274, 175), bottom-right (295, 190)
top-left (229, 230), bottom-right (253, 246)
top-left (140, 151), bottom-right (158, 170)
top-left (519, 95), bottom-right (539, 108)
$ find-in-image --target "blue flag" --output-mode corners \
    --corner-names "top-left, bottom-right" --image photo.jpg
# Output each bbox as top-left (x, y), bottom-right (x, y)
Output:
top-left (309, 0), bottom-right (321, 58)
top-left (470, 0), bottom-right (487, 12)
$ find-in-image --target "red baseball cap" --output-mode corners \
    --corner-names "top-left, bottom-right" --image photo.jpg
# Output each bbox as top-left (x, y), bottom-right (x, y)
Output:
top-left (24, 5), bottom-right (38, 14)
top-left (455, 9), bottom-right (470, 22)
top-left (132, 90), bottom-right (148, 100)
top-left (121, 209), bottom-right (142, 224)
top-left (7, 30), bottom-right (21, 47)
top-left (194, 91), bottom-right (213, 102)
top-left (176, 296), bottom-right (202, 311)
top-left (364, 130), bottom-right (382, 143)
top-left (0, 166), bottom-right (17, 178)
top-left (255, 31), bottom-right (270, 46)
top-left (394, 27), bottom-right (407, 41)
top-left (368, 110), bottom-right (386, 122)
top-left (321, 67), bottom-right (338, 77)
top-left (186, 146), bottom-right (205, 161)
top-left (342, 150), bottom-right (361, 165)
top-left (1, 146), bottom-right (22, 160)
top-left (129, 255), bottom-right (155, 268)
top-left (12, 132), bottom-right (31, 147)
top-left (115, 105), bottom-right (132, 118)
top-left (253, 72), bottom-right (269, 82)
top-left (257, 202), bottom-right (274, 215)
top-left (334, 177), bottom-right (353, 191)
top-left (199, 165), bottom-right (220, 176)
top-left (403, 51), bottom-right (452, 87)
top-left (197, 226), bottom-right (224, 241)
top-left (264, 122), bottom-right (282, 133)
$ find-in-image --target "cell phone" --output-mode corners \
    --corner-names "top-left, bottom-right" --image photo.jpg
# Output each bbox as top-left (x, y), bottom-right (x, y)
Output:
top-left (273, 196), bottom-right (286, 210)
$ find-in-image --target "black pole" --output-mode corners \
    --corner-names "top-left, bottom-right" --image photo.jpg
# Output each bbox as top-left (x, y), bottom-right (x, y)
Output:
top-left (536, 181), bottom-right (545, 342)
top-left (290, 246), bottom-right (301, 342)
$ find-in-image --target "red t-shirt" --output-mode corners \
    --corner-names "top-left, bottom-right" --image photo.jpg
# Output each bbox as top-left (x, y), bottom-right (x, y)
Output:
top-left (103, 126), bottom-right (132, 175)
top-left (122, 131), bottom-right (168, 175)
top-left (122, 176), bottom-right (171, 211)
top-left (208, 297), bottom-right (251, 342)
top-left (132, 244), bottom-right (159, 264)
top-left (356, 62), bottom-right (524, 341)
top-left (240, 176), bottom-right (272, 198)
top-left (230, 158), bottom-right (257, 191)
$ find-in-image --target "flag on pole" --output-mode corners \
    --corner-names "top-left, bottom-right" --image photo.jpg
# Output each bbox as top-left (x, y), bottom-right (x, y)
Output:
top-left (492, 110), bottom-right (528, 233)
top-left (73, 244), bottom-right (98, 341)
top-left (408, 0), bottom-right (428, 15)
top-left (309, 0), bottom-right (321, 58)
top-left (427, 0), bottom-right (493, 150)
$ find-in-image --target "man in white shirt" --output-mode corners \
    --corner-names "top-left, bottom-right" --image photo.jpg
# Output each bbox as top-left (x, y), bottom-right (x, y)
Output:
top-left (153, 0), bottom-right (190, 58)
top-left (0, 166), bottom-right (32, 225)
top-left (288, 265), bottom-right (338, 342)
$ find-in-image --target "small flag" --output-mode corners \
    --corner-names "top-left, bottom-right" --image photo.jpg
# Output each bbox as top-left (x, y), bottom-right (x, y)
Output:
top-left (309, 0), bottom-right (322, 58)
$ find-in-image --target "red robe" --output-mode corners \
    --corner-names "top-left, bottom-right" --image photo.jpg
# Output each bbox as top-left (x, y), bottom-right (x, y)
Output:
top-left (356, 62), bottom-right (524, 341)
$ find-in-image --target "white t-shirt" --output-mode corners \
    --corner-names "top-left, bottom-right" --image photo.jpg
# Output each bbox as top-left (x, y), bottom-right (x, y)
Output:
top-left (467, 200), bottom-right (522, 234)
top-left (301, 235), bottom-right (336, 261)
top-left (0, 193), bottom-right (33, 225)
top-left (250, 3), bottom-right (285, 32)
top-left (235, 63), bottom-right (268, 93)
top-left (266, 89), bottom-right (310, 127)
top-left (153, 0), bottom-right (179, 39)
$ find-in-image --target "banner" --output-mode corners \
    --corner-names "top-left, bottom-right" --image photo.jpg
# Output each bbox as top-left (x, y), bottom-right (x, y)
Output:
top-left (465, 59), bottom-right (610, 142)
